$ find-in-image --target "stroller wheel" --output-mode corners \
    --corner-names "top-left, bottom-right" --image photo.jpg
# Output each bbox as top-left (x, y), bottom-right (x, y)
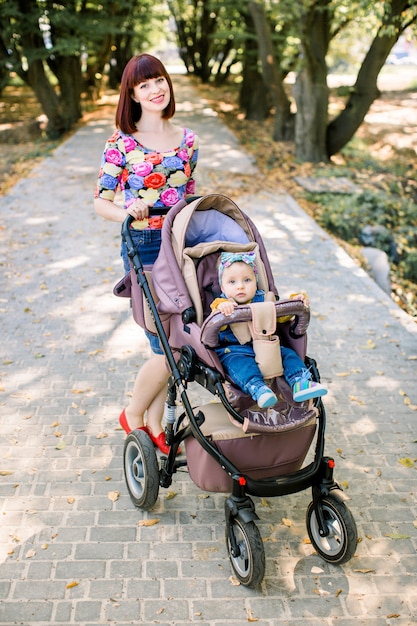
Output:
top-left (306, 496), bottom-right (357, 564)
top-left (225, 518), bottom-right (265, 588)
top-left (123, 430), bottom-right (159, 510)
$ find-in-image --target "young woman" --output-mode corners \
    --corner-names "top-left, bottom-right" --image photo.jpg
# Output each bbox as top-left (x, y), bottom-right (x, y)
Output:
top-left (94, 54), bottom-right (199, 453)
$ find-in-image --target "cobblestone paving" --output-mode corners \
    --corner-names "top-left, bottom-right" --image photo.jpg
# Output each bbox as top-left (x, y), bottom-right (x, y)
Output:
top-left (0, 75), bottom-right (416, 626)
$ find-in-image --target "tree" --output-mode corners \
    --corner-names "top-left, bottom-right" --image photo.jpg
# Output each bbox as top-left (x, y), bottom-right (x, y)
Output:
top-left (0, 0), bottom-right (160, 138)
top-left (244, 0), bottom-right (417, 162)
top-left (167, 0), bottom-right (245, 83)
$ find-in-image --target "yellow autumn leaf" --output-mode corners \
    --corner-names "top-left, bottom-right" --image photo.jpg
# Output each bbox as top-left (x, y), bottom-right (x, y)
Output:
top-left (0, 470), bottom-right (13, 476)
top-left (96, 432), bottom-right (108, 439)
top-left (335, 372), bottom-right (351, 377)
top-left (25, 549), bottom-right (36, 559)
top-left (229, 576), bottom-right (241, 586)
top-left (55, 440), bottom-right (66, 450)
top-left (166, 491), bottom-right (177, 500)
top-left (385, 533), bottom-right (410, 540)
top-left (282, 518), bottom-right (292, 527)
top-left (353, 569), bottom-right (375, 574)
top-left (67, 497), bottom-right (75, 504)
top-left (108, 491), bottom-right (120, 502)
top-left (66, 581), bottom-right (79, 589)
top-left (260, 497), bottom-right (271, 507)
top-left (399, 457), bottom-right (414, 468)
top-left (138, 518), bottom-right (160, 526)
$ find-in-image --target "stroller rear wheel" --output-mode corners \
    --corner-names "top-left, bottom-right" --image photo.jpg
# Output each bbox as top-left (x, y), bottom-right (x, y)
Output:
top-left (123, 430), bottom-right (159, 510)
top-left (225, 518), bottom-right (265, 588)
top-left (306, 496), bottom-right (357, 564)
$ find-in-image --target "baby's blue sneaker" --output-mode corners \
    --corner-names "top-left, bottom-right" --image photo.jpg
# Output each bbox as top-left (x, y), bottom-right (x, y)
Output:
top-left (292, 380), bottom-right (327, 402)
top-left (254, 385), bottom-right (278, 408)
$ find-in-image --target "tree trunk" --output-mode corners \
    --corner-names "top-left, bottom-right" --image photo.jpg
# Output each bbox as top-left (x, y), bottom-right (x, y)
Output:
top-left (24, 59), bottom-right (67, 138)
top-left (50, 55), bottom-right (83, 126)
top-left (294, 0), bottom-right (331, 162)
top-left (326, 1), bottom-right (409, 156)
top-left (239, 9), bottom-right (269, 120)
top-left (248, 0), bottom-right (292, 140)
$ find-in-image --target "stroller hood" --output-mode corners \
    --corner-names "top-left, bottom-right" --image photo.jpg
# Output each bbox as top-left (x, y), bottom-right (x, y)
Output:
top-left (152, 194), bottom-right (277, 318)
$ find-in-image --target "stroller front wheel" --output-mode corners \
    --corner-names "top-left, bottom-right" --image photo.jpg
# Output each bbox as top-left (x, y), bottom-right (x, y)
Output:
top-left (123, 430), bottom-right (159, 510)
top-left (225, 518), bottom-right (265, 588)
top-left (306, 496), bottom-right (357, 564)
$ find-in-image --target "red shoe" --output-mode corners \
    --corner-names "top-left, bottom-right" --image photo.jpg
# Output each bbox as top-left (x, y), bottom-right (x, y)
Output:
top-left (147, 429), bottom-right (181, 456)
top-left (119, 409), bottom-right (148, 436)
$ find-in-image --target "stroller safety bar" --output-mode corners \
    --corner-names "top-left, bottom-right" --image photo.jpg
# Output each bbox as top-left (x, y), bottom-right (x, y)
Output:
top-left (200, 298), bottom-right (310, 348)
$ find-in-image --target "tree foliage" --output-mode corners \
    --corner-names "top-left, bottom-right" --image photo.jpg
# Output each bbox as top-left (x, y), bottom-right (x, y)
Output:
top-left (0, 0), bottom-right (163, 138)
top-left (167, 0), bottom-right (417, 162)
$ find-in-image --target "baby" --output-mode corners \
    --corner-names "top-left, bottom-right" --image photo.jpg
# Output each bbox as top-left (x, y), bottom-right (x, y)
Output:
top-left (210, 251), bottom-right (327, 408)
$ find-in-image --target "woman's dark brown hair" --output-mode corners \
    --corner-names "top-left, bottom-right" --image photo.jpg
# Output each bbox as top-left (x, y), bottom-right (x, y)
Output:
top-left (115, 54), bottom-right (176, 134)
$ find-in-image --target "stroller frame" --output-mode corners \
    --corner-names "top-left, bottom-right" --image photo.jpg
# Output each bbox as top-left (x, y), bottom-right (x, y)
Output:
top-left (119, 197), bottom-right (357, 587)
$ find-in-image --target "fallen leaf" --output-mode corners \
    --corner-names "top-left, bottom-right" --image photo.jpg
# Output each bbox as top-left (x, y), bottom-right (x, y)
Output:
top-left (66, 581), bottom-right (79, 589)
top-left (398, 457), bottom-right (414, 468)
top-left (71, 388), bottom-right (91, 394)
top-left (41, 543), bottom-right (48, 550)
top-left (0, 470), bottom-right (13, 476)
top-left (282, 518), bottom-right (292, 527)
top-left (166, 491), bottom-right (177, 500)
top-left (67, 497), bottom-right (75, 504)
top-left (96, 432), bottom-right (108, 439)
top-left (55, 440), bottom-right (66, 450)
top-left (335, 588), bottom-right (343, 597)
top-left (353, 569), bottom-right (375, 574)
top-left (358, 339), bottom-right (376, 349)
top-left (25, 549), bottom-right (36, 559)
top-left (385, 533), bottom-right (410, 540)
top-left (108, 491), bottom-right (120, 502)
top-left (229, 576), bottom-right (241, 586)
top-left (247, 609), bottom-right (259, 622)
top-left (138, 518), bottom-right (159, 526)
top-left (260, 497), bottom-right (271, 508)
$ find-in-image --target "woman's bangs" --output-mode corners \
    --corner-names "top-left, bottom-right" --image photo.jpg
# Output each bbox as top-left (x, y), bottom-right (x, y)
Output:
top-left (132, 57), bottom-right (164, 86)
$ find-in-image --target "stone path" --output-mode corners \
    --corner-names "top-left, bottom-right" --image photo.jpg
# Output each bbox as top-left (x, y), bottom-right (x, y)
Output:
top-left (0, 74), bottom-right (416, 626)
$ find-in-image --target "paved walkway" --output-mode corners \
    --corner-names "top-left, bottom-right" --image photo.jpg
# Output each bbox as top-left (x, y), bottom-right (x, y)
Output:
top-left (0, 74), bottom-right (416, 626)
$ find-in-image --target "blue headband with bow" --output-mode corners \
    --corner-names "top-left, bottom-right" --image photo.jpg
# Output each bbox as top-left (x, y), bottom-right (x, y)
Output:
top-left (218, 251), bottom-right (257, 284)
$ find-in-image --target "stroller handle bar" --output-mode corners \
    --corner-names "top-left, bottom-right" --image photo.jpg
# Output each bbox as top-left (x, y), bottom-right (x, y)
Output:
top-left (201, 299), bottom-right (310, 348)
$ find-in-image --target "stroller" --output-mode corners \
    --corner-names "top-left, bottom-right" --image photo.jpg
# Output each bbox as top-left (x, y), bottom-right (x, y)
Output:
top-left (114, 193), bottom-right (357, 587)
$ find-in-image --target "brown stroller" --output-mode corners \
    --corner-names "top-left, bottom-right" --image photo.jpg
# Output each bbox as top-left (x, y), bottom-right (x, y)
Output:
top-left (114, 193), bottom-right (357, 587)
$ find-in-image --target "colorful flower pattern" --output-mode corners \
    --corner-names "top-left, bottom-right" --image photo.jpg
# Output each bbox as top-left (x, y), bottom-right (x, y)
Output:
top-left (95, 128), bottom-right (199, 211)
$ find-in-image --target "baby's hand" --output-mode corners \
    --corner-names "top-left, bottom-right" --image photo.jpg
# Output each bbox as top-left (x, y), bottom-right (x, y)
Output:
top-left (217, 300), bottom-right (237, 316)
top-left (289, 291), bottom-right (310, 306)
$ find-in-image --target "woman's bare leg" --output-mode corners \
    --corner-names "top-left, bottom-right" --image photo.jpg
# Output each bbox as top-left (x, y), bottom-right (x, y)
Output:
top-left (124, 354), bottom-right (169, 432)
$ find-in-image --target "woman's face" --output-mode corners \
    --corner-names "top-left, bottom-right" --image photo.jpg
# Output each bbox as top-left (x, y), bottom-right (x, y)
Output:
top-left (132, 76), bottom-right (171, 113)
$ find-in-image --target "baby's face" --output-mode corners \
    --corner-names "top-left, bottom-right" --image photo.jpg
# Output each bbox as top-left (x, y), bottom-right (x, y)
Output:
top-left (221, 261), bottom-right (257, 304)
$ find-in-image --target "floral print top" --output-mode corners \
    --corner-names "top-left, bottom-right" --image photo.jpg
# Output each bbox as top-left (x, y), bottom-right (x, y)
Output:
top-left (94, 128), bottom-right (199, 212)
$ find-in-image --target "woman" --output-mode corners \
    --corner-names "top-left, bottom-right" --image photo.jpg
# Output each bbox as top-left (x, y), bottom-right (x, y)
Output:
top-left (94, 54), bottom-right (199, 453)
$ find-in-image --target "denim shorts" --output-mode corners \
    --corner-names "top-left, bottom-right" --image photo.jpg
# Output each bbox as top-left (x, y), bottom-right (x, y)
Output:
top-left (121, 229), bottom-right (163, 355)
top-left (121, 228), bottom-right (162, 274)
